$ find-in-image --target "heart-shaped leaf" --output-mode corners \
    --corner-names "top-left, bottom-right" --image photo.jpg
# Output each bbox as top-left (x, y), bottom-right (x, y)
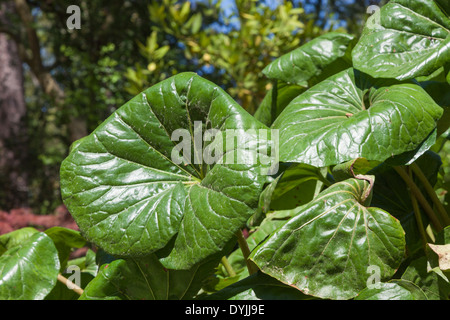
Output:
top-left (250, 178), bottom-right (406, 300)
top-left (0, 232), bottom-right (60, 300)
top-left (60, 72), bottom-right (272, 269)
top-left (263, 32), bottom-right (355, 86)
top-left (352, 0), bottom-right (450, 81)
top-left (254, 82), bottom-right (306, 127)
top-left (272, 68), bottom-right (443, 167)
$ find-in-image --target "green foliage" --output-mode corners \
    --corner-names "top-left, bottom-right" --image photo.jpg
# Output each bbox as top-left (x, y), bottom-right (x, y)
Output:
top-left (272, 68), bottom-right (443, 167)
top-left (2, 0), bottom-right (450, 301)
top-left (0, 230), bottom-right (60, 299)
top-left (80, 249), bottom-right (231, 300)
top-left (352, 0), bottom-right (450, 81)
top-left (250, 178), bottom-right (406, 300)
top-left (60, 73), bottom-right (271, 268)
top-left (16, 0), bottom-right (154, 213)
top-left (125, 0), bottom-right (332, 113)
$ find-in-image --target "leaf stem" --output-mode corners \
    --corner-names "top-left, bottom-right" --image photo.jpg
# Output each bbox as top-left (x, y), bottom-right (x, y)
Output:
top-left (221, 256), bottom-right (236, 277)
top-left (410, 162), bottom-right (450, 226)
top-left (57, 273), bottom-right (84, 296)
top-left (235, 229), bottom-right (258, 275)
top-left (407, 168), bottom-right (429, 247)
top-left (394, 166), bottom-right (443, 232)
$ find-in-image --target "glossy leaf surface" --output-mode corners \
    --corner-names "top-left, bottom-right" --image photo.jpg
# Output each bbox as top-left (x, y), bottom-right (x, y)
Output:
top-left (250, 178), bottom-right (406, 300)
top-left (80, 249), bottom-right (227, 300)
top-left (60, 72), bottom-right (270, 269)
top-left (0, 232), bottom-right (60, 300)
top-left (272, 68), bottom-right (443, 167)
top-left (352, 0), bottom-right (450, 81)
top-left (401, 256), bottom-right (450, 300)
top-left (368, 151), bottom-right (441, 255)
top-left (254, 82), bottom-right (305, 127)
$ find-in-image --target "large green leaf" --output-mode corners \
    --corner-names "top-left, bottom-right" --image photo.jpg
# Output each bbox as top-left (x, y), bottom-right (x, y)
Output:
top-left (60, 72), bottom-right (271, 270)
top-left (263, 32), bottom-right (355, 86)
top-left (272, 68), bottom-right (443, 167)
top-left (352, 0), bottom-right (450, 81)
top-left (356, 283), bottom-right (413, 300)
top-left (255, 33), bottom-right (355, 127)
top-left (250, 178), bottom-right (406, 300)
top-left (0, 232), bottom-right (60, 300)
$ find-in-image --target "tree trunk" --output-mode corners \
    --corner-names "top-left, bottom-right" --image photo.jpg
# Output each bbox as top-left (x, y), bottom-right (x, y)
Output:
top-left (0, 1), bottom-right (29, 209)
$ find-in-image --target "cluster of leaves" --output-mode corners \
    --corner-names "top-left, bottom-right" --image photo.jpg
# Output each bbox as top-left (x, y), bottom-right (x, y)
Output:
top-left (125, 0), bottom-right (330, 114)
top-left (1, 0), bottom-right (450, 300)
